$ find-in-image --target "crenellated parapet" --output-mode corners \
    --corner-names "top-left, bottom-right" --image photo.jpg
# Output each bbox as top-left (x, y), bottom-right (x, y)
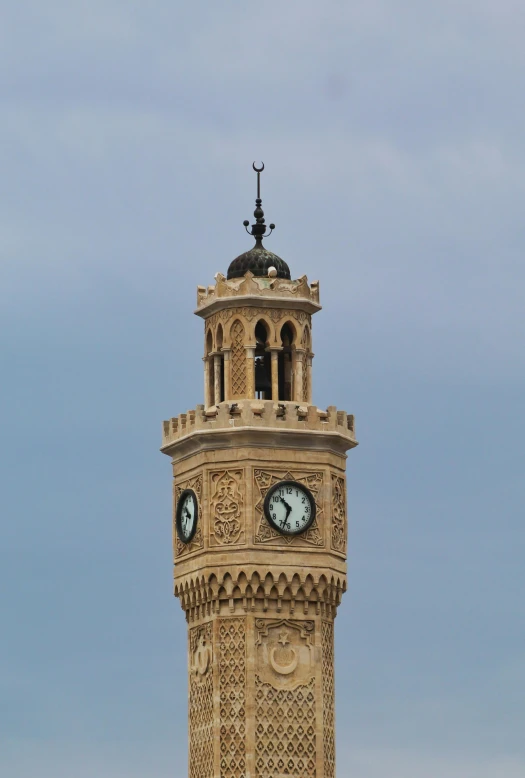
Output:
top-left (196, 270), bottom-right (320, 315)
top-left (175, 566), bottom-right (347, 623)
top-left (161, 400), bottom-right (356, 451)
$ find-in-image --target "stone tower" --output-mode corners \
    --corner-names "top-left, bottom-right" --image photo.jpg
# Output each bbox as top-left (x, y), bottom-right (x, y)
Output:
top-left (161, 165), bottom-right (357, 778)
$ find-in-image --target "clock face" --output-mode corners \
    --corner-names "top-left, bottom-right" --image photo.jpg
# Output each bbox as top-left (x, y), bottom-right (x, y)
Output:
top-left (176, 489), bottom-right (199, 544)
top-left (263, 480), bottom-right (316, 536)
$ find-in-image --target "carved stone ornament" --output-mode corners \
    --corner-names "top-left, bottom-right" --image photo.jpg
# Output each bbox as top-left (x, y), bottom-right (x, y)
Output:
top-left (190, 631), bottom-right (213, 678)
top-left (254, 469), bottom-right (324, 546)
top-left (219, 618), bottom-right (246, 778)
top-left (205, 306), bottom-right (311, 334)
top-left (331, 473), bottom-right (347, 554)
top-left (188, 623), bottom-right (214, 778)
top-left (255, 618), bottom-right (315, 690)
top-left (210, 469), bottom-right (245, 546)
top-left (322, 620), bottom-right (336, 778)
top-left (174, 474), bottom-right (203, 558)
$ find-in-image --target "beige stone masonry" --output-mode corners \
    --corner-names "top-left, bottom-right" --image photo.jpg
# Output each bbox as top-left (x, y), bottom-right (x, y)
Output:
top-left (162, 400), bottom-right (356, 449)
top-left (163, 264), bottom-right (357, 778)
top-left (196, 270), bottom-right (320, 315)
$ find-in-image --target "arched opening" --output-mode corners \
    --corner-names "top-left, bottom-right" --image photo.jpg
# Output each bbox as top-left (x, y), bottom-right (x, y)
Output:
top-left (278, 322), bottom-right (295, 401)
top-left (254, 320), bottom-right (272, 399)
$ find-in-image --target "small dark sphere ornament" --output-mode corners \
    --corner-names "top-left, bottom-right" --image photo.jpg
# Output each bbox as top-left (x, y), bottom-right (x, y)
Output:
top-left (227, 162), bottom-right (291, 281)
top-left (175, 488), bottom-right (199, 544)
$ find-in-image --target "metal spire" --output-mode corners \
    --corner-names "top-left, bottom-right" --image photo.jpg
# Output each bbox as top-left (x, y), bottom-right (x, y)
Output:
top-left (243, 162), bottom-right (275, 246)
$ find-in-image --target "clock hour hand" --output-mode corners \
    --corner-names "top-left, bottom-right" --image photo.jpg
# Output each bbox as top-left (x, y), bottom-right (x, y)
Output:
top-left (279, 495), bottom-right (291, 512)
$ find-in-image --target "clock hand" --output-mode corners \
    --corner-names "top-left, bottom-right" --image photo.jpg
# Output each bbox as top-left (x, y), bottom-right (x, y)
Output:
top-left (279, 496), bottom-right (292, 512)
top-left (278, 496), bottom-right (292, 526)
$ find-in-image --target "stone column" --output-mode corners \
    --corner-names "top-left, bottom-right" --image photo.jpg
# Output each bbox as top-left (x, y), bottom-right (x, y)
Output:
top-left (213, 353), bottom-right (222, 404)
top-left (306, 352), bottom-right (313, 404)
top-left (246, 346), bottom-right (255, 399)
top-left (203, 357), bottom-right (210, 407)
top-left (222, 348), bottom-right (231, 401)
top-left (294, 348), bottom-right (306, 403)
top-left (270, 348), bottom-right (281, 401)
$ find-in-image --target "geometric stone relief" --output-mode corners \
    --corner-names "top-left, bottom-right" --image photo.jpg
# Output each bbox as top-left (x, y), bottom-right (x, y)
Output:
top-left (254, 469), bottom-right (324, 547)
top-left (330, 474), bottom-right (347, 554)
top-left (209, 469), bottom-right (245, 546)
top-left (322, 620), bottom-right (336, 778)
top-left (174, 473), bottom-right (203, 558)
top-left (230, 320), bottom-right (247, 396)
top-left (255, 619), bottom-right (316, 776)
top-left (189, 623), bottom-right (214, 778)
top-left (255, 676), bottom-right (316, 777)
top-left (219, 619), bottom-right (247, 778)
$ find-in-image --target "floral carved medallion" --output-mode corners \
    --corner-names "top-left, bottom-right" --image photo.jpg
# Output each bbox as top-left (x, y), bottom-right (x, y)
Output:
top-left (331, 474), bottom-right (347, 554)
top-left (209, 469), bottom-right (245, 546)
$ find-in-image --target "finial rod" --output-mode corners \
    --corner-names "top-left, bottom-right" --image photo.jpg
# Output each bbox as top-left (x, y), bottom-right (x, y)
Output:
top-left (243, 162), bottom-right (275, 244)
top-left (253, 161), bottom-right (264, 199)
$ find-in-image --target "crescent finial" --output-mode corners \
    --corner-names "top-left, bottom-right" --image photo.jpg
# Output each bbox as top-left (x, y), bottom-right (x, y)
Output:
top-left (252, 161), bottom-right (265, 173)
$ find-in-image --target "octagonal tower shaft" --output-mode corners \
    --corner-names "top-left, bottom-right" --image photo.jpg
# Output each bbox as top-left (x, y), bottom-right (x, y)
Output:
top-left (162, 269), bottom-right (357, 778)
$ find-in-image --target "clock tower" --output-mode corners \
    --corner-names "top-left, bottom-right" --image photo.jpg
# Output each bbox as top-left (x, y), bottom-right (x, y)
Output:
top-left (161, 165), bottom-right (357, 778)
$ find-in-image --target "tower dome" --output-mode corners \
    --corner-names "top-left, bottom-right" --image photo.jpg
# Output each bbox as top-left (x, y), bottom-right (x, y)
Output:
top-left (227, 245), bottom-right (290, 280)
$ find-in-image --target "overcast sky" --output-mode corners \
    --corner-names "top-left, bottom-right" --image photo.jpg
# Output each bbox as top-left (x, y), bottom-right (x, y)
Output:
top-left (1, 2), bottom-right (524, 777)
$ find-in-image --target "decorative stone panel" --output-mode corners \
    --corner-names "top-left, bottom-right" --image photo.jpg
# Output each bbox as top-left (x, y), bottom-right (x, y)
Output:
top-left (189, 623), bottom-right (214, 778)
top-left (174, 473), bottom-right (203, 558)
top-left (209, 469), bottom-right (245, 546)
top-left (254, 469), bottom-right (324, 547)
top-left (255, 677), bottom-right (316, 777)
top-left (230, 320), bottom-right (247, 397)
top-left (219, 618), bottom-right (247, 778)
top-left (322, 620), bottom-right (336, 778)
top-left (255, 618), bottom-right (315, 689)
top-left (330, 474), bottom-right (347, 554)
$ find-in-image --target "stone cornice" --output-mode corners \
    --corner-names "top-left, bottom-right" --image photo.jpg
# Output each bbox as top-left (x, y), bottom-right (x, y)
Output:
top-left (174, 566), bottom-right (347, 622)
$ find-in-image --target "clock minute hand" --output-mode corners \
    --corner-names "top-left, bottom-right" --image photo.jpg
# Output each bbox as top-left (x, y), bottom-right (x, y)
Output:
top-left (279, 495), bottom-right (292, 526)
